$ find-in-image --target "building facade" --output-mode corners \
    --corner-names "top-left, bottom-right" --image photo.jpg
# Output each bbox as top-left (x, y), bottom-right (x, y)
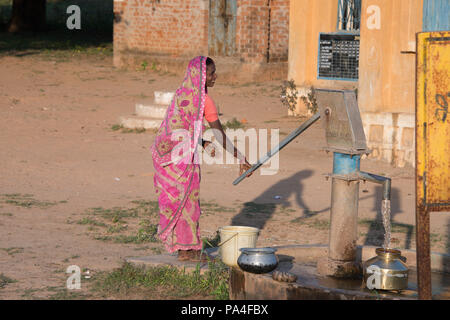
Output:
top-left (288, 0), bottom-right (449, 167)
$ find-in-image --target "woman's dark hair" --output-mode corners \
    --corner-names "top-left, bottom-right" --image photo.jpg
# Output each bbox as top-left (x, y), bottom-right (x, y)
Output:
top-left (205, 57), bottom-right (215, 92)
top-left (206, 57), bottom-right (214, 67)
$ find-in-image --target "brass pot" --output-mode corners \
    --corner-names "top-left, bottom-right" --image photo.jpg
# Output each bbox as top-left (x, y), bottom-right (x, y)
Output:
top-left (363, 248), bottom-right (409, 291)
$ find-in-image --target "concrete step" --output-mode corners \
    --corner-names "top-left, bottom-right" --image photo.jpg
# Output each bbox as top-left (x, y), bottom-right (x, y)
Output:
top-left (119, 115), bottom-right (162, 129)
top-left (135, 103), bottom-right (167, 119)
top-left (125, 248), bottom-right (219, 275)
top-left (154, 91), bottom-right (175, 105)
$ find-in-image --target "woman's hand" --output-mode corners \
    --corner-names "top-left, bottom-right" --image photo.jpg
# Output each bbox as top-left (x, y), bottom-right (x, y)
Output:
top-left (239, 159), bottom-right (253, 178)
top-left (203, 140), bottom-right (216, 157)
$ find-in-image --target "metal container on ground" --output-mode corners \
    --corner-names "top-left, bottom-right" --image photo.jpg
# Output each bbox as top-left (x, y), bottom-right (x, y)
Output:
top-left (363, 248), bottom-right (409, 291)
top-left (237, 247), bottom-right (279, 274)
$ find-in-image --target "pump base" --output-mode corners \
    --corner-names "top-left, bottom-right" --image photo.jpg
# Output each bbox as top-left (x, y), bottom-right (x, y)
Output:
top-left (317, 257), bottom-right (362, 279)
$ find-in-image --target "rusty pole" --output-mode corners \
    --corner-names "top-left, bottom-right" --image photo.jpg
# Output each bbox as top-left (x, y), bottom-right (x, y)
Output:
top-left (415, 205), bottom-right (432, 300)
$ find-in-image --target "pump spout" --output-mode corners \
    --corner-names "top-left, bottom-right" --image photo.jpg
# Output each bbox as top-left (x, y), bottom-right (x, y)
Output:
top-left (357, 171), bottom-right (391, 201)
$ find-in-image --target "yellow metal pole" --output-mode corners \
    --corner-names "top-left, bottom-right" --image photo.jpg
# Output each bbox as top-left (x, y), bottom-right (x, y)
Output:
top-left (416, 31), bottom-right (450, 300)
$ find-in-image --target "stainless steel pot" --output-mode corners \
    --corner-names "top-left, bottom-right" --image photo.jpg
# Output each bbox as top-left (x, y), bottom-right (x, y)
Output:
top-left (237, 247), bottom-right (278, 274)
top-left (363, 248), bottom-right (409, 291)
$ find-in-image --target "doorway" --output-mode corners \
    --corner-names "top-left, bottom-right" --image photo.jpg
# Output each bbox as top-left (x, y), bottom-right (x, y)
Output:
top-left (208, 0), bottom-right (237, 57)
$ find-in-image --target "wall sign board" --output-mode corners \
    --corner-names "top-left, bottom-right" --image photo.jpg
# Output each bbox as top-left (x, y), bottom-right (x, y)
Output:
top-left (318, 33), bottom-right (360, 81)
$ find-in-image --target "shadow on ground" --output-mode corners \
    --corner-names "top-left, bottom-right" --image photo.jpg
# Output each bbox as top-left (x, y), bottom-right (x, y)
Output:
top-left (231, 170), bottom-right (327, 230)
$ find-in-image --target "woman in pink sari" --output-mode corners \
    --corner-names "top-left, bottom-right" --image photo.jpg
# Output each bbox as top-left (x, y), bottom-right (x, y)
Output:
top-left (151, 56), bottom-right (251, 262)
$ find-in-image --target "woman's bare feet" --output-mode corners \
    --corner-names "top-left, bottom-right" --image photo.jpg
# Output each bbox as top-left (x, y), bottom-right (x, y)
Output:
top-left (188, 250), bottom-right (214, 263)
top-left (177, 250), bottom-right (214, 263)
top-left (177, 250), bottom-right (190, 261)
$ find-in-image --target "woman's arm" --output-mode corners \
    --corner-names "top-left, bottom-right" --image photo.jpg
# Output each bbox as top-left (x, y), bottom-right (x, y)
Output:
top-left (207, 119), bottom-right (252, 177)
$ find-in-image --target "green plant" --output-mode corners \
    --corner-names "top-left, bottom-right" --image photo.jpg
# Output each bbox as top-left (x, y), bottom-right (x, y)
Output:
top-left (202, 231), bottom-right (221, 249)
top-left (141, 60), bottom-right (149, 71)
top-left (222, 118), bottom-right (245, 130)
top-left (280, 79), bottom-right (298, 112)
top-left (300, 86), bottom-right (319, 114)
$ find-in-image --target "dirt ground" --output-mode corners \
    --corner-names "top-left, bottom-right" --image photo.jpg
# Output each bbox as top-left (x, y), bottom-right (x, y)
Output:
top-left (0, 52), bottom-right (449, 300)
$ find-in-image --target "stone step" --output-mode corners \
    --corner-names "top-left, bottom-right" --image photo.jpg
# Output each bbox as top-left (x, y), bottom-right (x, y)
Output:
top-left (125, 248), bottom-right (219, 275)
top-left (119, 115), bottom-right (162, 129)
top-left (154, 91), bottom-right (175, 105)
top-left (135, 103), bottom-right (167, 119)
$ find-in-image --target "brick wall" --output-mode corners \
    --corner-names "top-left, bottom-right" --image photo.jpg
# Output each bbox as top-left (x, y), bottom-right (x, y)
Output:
top-left (114, 0), bottom-right (209, 59)
top-left (235, 0), bottom-right (289, 63)
top-left (268, 0), bottom-right (290, 62)
top-left (113, 0), bottom-right (289, 80)
top-left (236, 0), bottom-right (269, 63)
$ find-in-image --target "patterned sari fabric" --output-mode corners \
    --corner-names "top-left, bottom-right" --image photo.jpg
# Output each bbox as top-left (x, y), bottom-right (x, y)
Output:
top-left (151, 56), bottom-right (207, 253)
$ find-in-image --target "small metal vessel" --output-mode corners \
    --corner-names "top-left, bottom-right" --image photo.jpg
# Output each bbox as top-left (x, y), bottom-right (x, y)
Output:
top-left (363, 248), bottom-right (409, 291)
top-left (237, 247), bottom-right (278, 274)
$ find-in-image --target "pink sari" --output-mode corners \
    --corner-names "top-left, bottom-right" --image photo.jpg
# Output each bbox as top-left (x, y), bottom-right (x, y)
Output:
top-left (151, 56), bottom-right (207, 253)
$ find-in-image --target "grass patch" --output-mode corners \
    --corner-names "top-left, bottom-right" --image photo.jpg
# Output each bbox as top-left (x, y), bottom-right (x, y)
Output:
top-left (91, 262), bottom-right (229, 300)
top-left (130, 200), bottom-right (159, 215)
top-left (201, 201), bottom-right (235, 216)
top-left (151, 247), bottom-right (163, 255)
top-left (111, 124), bottom-right (123, 131)
top-left (86, 206), bottom-right (139, 223)
top-left (98, 220), bottom-right (158, 244)
top-left (111, 124), bottom-right (147, 134)
top-left (0, 193), bottom-right (60, 209)
top-left (290, 217), bottom-right (330, 230)
top-left (46, 286), bottom-right (89, 300)
top-left (358, 219), bottom-right (414, 234)
top-left (0, 273), bottom-right (17, 289)
top-left (0, 212), bottom-right (13, 217)
top-left (76, 217), bottom-right (108, 228)
top-left (222, 118), bottom-right (245, 130)
top-left (238, 202), bottom-right (296, 219)
top-left (77, 200), bottom-right (160, 245)
top-left (241, 202), bottom-right (277, 215)
top-left (1, 247), bottom-right (24, 256)
top-left (20, 288), bottom-right (41, 299)
top-left (107, 224), bottom-right (128, 234)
